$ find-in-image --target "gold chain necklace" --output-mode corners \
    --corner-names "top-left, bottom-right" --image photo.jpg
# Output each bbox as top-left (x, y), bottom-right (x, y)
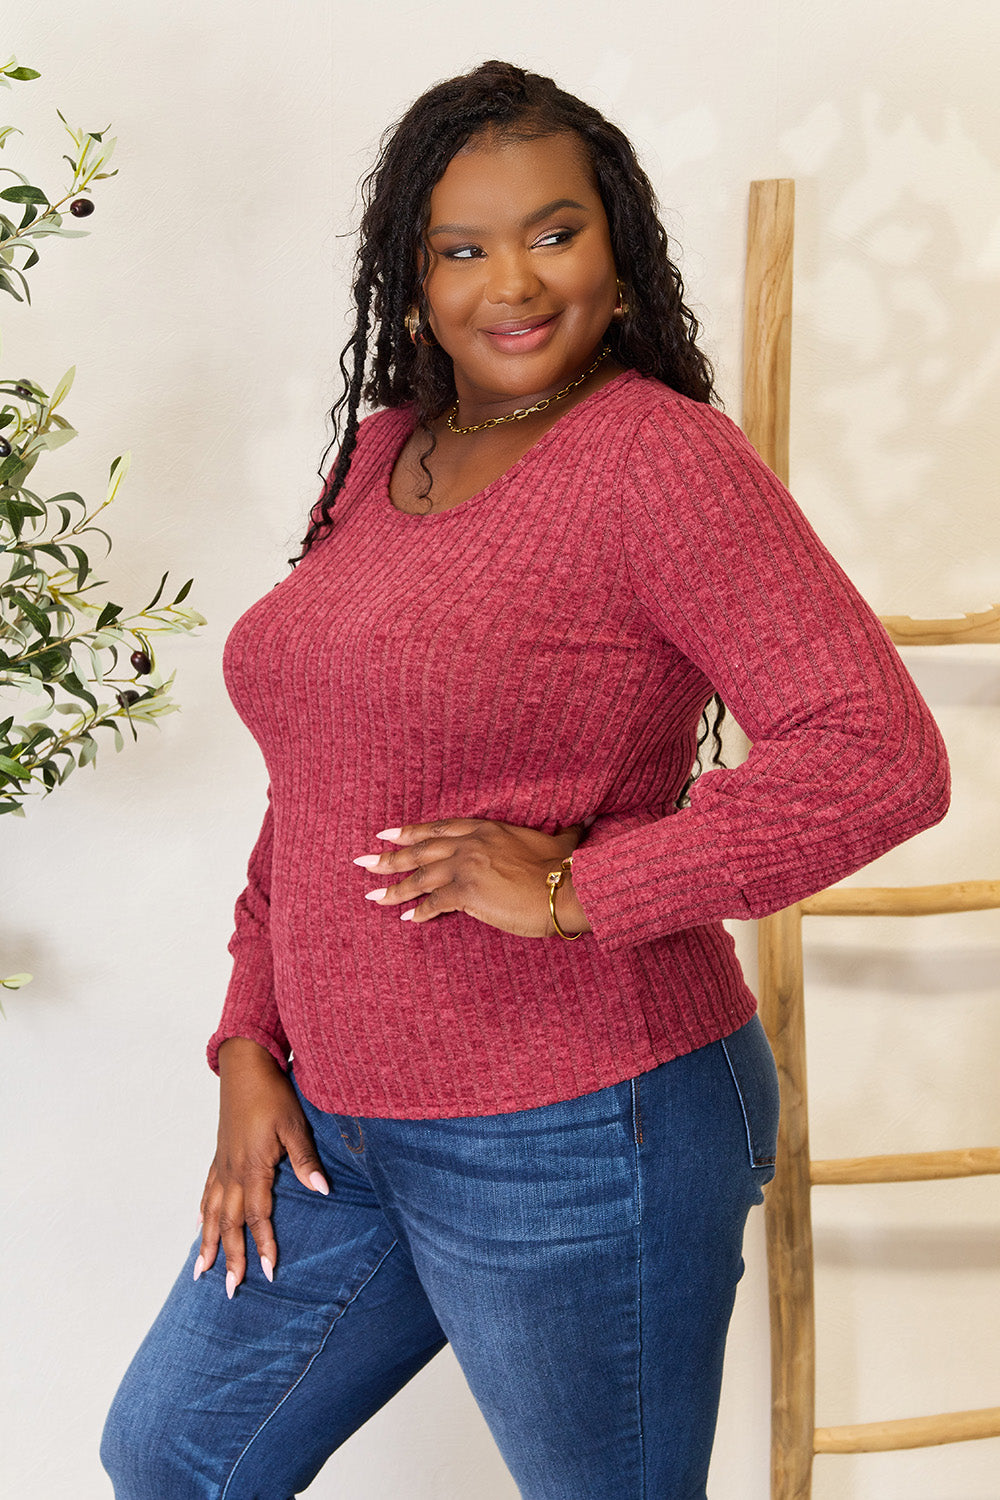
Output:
top-left (446, 344), bottom-right (611, 436)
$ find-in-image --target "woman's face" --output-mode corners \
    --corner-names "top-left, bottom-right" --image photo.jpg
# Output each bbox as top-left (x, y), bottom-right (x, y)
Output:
top-left (422, 130), bottom-right (619, 418)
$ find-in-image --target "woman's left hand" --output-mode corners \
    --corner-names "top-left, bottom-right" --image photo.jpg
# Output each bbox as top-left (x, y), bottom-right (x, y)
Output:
top-left (353, 819), bottom-right (592, 938)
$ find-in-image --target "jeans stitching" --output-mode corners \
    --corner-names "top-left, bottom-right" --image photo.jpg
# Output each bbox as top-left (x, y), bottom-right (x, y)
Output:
top-left (720, 1038), bottom-right (776, 1169)
top-left (219, 1237), bottom-right (400, 1498)
top-left (631, 1078), bottom-right (647, 1498)
top-left (631, 1076), bottom-right (644, 1145)
top-left (339, 1118), bottom-right (365, 1154)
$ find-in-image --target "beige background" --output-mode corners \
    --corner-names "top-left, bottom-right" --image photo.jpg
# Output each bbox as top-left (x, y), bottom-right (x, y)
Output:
top-left (2, 2), bottom-right (998, 1495)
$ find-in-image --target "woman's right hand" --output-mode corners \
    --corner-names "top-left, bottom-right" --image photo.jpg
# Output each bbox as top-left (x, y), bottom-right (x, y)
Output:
top-left (196, 1037), bottom-right (330, 1297)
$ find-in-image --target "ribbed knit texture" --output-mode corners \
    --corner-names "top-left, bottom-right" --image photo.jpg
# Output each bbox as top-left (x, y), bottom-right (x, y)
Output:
top-left (208, 370), bottom-right (949, 1118)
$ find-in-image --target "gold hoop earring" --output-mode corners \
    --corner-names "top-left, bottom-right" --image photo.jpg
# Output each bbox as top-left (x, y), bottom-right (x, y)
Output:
top-left (405, 306), bottom-right (435, 346)
top-left (613, 277), bottom-right (630, 320)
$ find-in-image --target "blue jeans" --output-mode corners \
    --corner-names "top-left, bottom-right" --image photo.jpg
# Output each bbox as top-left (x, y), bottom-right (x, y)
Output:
top-left (101, 1016), bottom-right (778, 1499)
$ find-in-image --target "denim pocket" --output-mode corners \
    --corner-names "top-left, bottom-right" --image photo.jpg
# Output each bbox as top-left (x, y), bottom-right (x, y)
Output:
top-left (720, 1015), bottom-right (780, 1172)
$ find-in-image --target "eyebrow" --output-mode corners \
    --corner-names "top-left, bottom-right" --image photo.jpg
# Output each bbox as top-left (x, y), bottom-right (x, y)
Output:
top-left (426, 197), bottom-right (589, 238)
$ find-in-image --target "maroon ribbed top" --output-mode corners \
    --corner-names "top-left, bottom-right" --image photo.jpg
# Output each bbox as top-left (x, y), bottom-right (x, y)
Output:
top-left (208, 370), bottom-right (949, 1118)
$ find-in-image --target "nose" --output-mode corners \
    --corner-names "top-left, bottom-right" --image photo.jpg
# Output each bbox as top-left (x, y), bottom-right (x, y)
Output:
top-left (485, 249), bottom-right (542, 307)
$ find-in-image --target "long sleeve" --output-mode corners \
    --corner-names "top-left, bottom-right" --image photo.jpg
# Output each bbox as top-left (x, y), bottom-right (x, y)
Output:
top-left (570, 400), bottom-right (950, 950)
top-left (206, 792), bottom-right (291, 1073)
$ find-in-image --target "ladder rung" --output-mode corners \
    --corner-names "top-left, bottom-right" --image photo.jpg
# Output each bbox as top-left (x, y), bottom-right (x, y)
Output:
top-left (815, 1405), bottom-right (1000, 1453)
top-left (811, 1148), bottom-right (1000, 1184)
top-left (801, 880), bottom-right (1000, 916)
top-left (879, 602), bottom-right (1000, 646)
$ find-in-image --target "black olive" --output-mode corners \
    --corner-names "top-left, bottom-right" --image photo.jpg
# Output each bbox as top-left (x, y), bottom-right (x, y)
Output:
top-left (130, 650), bottom-right (152, 675)
top-left (117, 689), bottom-right (141, 707)
top-left (0, 437), bottom-right (11, 458)
top-left (70, 198), bottom-right (95, 218)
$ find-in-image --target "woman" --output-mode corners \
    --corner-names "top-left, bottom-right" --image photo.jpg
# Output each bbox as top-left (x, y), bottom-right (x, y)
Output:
top-left (102, 61), bottom-right (949, 1499)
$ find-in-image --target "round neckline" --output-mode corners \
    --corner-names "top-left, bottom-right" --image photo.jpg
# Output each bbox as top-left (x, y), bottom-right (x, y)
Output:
top-left (383, 367), bottom-right (641, 522)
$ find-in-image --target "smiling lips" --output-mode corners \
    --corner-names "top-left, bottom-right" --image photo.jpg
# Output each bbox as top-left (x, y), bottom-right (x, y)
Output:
top-left (481, 313), bottom-right (559, 352)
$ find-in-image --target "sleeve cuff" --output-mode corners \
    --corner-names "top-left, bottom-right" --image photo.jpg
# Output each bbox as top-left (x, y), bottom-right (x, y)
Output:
top-left (206, 936), bottom-right (290, 1075)
top-left (571, 815), bottom-right (752, 951)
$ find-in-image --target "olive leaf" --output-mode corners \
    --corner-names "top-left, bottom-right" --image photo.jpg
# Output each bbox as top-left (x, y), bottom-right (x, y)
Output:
top-left (47, 365), bottom-right (75, 413)
top-left (1, 55), bottom-right (41, 86)
top-left (0, 185), bottom-right (49, 205)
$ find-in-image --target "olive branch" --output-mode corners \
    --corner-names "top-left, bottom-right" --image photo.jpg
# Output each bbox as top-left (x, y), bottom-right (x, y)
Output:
top-left (1, 53), bottom-right (206, 988)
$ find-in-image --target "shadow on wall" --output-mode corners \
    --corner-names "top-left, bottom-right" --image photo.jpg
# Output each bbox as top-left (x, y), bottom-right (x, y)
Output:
top-left (0, 913), bottom-right (74, 1012)
top-left (780, 90), bottom-right (1000, 608)
top-left (903, 654), bottom-right (1000, 708)
top-left (806, 944), bottom-right (1000, 993)
top-left (814, 1223), bottom-right (1000, 1273)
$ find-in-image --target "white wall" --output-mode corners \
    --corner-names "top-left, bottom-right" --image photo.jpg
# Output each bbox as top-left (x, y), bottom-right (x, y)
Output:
top-left (2, 2), bottom-right (998, 1496)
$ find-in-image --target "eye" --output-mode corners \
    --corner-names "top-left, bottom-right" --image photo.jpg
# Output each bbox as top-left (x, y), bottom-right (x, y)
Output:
top-left (442, 244), bottom-right (484, 260)
top-left (533, 228), bottom-right (578, 248)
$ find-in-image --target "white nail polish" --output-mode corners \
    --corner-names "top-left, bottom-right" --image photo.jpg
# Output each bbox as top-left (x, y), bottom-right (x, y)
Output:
top-left (260, 1256), bottom-right (274, 1283)
top-left (353, 854), bottom-right (381, 869)
top-left (226, 1271), bottom-right (237, 1300)
top-left (401, 909), bottom-right (415, 921)
top-left (193, 1254), bottom-right (205, 1282)
top-left (376, 827), bottom-right (402, 840)
top-left (365, 887), bottom-right (388, 901)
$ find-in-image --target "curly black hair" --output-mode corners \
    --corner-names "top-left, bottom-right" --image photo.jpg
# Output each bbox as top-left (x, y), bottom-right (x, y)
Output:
top-left (300, 58), bottom-right (717, 556)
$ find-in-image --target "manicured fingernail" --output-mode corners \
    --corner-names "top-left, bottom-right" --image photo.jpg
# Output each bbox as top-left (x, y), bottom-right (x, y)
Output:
top-left (260, 1256), bottom-right (274, 1283)
top-left (376, 828), bottom-right (402, 840)
top-left (225, 1271), bottom-right (237, 1300)
top-left (193, 1254), bottom-right (205, 1282)
top-left (400, 909), bottom-right (415, 921)
top-left (365, 887), bottom-right (388, 902)
top-left (309, 1171), bottom-right (330, 1195)
top-left (353, 854), bottom-right (381, 869)
top-left (195, 1210), bottom-right (203, 1229)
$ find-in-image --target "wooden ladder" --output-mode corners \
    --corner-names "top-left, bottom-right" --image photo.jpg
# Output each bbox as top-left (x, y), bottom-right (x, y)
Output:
top-left (743, 178), bottom-right (1000, 1499)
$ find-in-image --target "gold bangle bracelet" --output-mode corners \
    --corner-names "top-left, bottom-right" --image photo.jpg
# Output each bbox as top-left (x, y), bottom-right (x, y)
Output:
top-left (546, 856), bottom-right (582, 941)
